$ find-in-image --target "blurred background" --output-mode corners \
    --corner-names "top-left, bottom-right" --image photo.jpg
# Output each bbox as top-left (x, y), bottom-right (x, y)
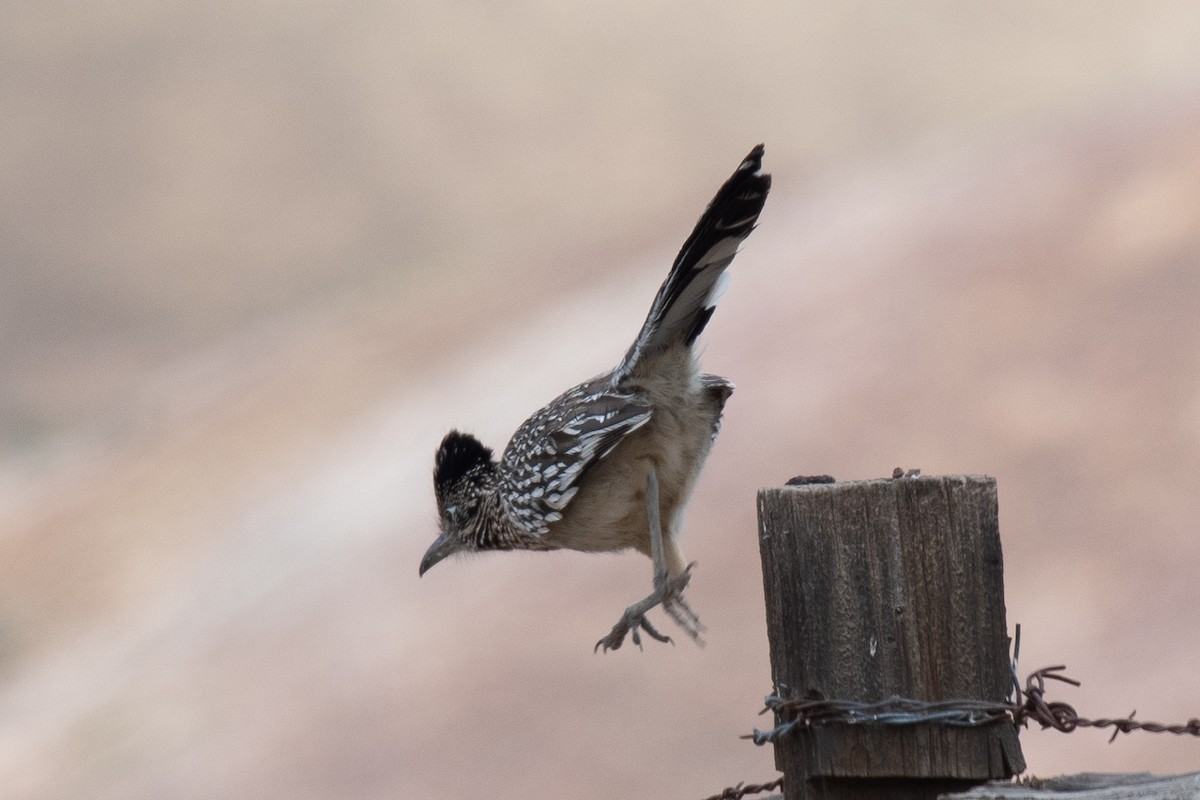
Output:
top-left (3, 3), bottom-right (1200, 798)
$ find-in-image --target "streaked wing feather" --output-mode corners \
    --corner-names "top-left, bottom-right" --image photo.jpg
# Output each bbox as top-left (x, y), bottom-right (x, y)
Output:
top-left (500, 380), bottom-right (651, 535)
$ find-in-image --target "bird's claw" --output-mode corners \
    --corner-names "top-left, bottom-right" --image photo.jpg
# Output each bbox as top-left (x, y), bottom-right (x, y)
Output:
top-left (594, 611), bottom-right (672, 653)
top-left (662, 564), bottom-right (705, 645)
top-left (594, 562), bottom-right (704, 653)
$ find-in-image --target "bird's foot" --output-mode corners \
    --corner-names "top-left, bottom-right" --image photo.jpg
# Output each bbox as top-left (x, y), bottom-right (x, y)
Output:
top-left (594, 563), bottom-right (705, 653)
top-left (593, 608), bottom-right (672, 653)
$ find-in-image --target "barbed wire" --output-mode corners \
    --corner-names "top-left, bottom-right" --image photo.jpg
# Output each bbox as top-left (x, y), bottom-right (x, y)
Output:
top-left (744, 665), bottom-right (1200, 745)
top-left (1018, 666), bottom-right (1200, 742)
top-left (699, 777), bottom-right (783, 800)
top-left (706, 629), bottom-right (1199, 799)
top-left (706, 665), bottom-right (1200, 800)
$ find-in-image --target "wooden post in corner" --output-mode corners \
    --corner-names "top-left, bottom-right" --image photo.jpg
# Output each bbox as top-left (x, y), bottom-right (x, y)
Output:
top-left (757, 475), bottom-right (1025, 800)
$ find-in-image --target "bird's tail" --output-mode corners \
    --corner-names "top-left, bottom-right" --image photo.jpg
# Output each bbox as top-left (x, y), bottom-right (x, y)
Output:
top-left (615, 145), bottom-right (770, 381)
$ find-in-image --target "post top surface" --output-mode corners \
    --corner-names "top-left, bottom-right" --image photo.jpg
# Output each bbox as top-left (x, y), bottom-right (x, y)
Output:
top-left (761, 474), bottom-right (995, 495)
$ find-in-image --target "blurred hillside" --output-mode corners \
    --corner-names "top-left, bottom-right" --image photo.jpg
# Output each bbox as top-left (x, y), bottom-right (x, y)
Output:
top-left (2, 4), bottom-right (1200, 798)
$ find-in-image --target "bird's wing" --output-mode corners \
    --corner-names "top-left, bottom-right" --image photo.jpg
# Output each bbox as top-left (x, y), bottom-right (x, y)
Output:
top-left (500, 379), bottom-right (652, 535)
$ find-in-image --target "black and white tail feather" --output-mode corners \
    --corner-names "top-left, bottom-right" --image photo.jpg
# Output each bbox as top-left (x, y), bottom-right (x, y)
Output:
top-left (615, 144), bottom-right (769, 383)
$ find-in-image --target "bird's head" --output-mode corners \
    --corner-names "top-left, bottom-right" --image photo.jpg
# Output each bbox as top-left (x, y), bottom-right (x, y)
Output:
top-left (421, 429), bottom-right (496, 576)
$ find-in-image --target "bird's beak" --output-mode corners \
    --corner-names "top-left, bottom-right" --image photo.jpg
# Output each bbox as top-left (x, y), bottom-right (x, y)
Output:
top-left (419, 533), bottom-right (457, 577)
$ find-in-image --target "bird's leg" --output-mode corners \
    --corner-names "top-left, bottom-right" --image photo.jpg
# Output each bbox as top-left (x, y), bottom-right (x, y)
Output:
top-left (641, 468), bottom-right (705, 641)
top-left (595, 466), bottom-right (704, 653)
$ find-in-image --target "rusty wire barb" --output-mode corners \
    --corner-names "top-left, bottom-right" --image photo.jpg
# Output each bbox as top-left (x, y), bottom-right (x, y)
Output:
top-left (700, 777), bottom-right (783, 800)
top-left (744, 665), bottom-right (1200, 746)
top-left (1016, 666), bottom-right (1200, 742)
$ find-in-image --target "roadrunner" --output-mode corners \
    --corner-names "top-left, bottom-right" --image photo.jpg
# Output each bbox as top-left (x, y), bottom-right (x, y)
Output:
top-left (421, 145), bottom-right (770, 651)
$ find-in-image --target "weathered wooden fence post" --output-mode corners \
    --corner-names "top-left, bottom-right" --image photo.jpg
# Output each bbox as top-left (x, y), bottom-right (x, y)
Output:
top-left (757, 475), bottom-right (1025, 800)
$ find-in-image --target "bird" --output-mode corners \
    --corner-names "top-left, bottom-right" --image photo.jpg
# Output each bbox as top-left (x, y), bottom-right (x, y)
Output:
top-left (420, 145), bottom-right (770, 651)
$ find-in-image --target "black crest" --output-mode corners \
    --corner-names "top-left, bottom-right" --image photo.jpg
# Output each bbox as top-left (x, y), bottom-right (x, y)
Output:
top-left (434, 430), bottom-right (494, 493)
